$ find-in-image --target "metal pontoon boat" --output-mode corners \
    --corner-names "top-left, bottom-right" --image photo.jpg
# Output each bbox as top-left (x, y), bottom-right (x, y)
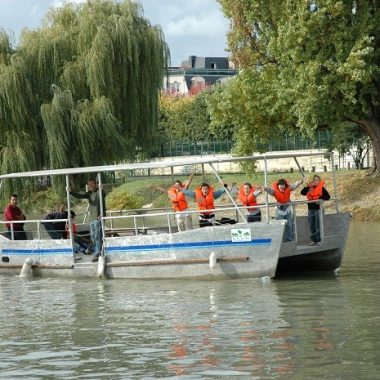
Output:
top-left (0, 151), bottom-right (351, 279)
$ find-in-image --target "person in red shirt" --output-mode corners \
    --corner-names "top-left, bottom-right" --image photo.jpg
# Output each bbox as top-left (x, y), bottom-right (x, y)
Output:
top-left (4, 194), bottom-right (27, 240)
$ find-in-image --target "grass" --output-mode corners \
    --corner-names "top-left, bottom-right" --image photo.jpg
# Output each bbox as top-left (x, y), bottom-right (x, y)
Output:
top-left (111, 169), bottom-right (380, 221)
top-left (28, 169), bottom-right (380, 222)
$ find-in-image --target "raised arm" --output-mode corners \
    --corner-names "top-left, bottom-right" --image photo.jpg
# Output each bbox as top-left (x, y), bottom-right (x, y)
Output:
top-left (184, 173), bottom-right (194, 189)
top-left (290, 177), bottom-right (305, 191)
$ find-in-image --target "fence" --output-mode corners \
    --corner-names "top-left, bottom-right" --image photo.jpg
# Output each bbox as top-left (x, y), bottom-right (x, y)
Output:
top-left (162, 130), bottom-right (331, 157)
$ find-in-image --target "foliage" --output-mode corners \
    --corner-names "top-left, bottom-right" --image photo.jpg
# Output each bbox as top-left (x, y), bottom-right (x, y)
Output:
top-left (106, 185), bottom-right (144, 210)
top-left (329, 123), bottom-right (371, 169)
top-left (159, 87), bottom-right (230, 147)
top-left (29, 188), bottom-right (65, 214)
top-left (216, 0), bottom-right (380, 174)
top-left (0, 0), bottom-right (169, 196)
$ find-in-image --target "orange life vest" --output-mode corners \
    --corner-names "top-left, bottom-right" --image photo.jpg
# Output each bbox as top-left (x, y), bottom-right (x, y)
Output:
top-left (306, 180), bottom-right (325, 201)
top-left (195, 186), bottom-right (215, 214)
top-left (238, 185), bottom-right (258, 211)
top-left (168, 186), bottom-right (188, 212)
top-left (272, 181), bottom-right (291, 204)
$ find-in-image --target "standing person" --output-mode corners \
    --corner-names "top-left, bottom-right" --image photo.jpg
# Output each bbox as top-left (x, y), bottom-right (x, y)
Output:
top-left (238, 183), bottom-right (262, 222)
top-left (183, 182), bottom-right (226, 227)
top-left (3, 194), bottom-right (27, 240)
top-left (68, 178), bottom-right (106, 262)
top-left (301, 175), bottom-right (330, 246)
top-left (263, 177), bottom-right (304, 242)
top-left (42, 204), bottom-right (71, 239)
top-left (167, 174), bottom-right (194, 231)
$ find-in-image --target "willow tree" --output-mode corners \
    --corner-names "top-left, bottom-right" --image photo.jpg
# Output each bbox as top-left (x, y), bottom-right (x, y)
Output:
top-left (0, 0), bottom-right (169, 195)
top-left (213, 0), bottom-right (380, 174)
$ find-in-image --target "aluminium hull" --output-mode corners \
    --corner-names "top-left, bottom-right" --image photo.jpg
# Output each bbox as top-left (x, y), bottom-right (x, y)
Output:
top-left (0, 222), bottom-right (285, 280)
top-left (276, 212), bottom-right (351, 276)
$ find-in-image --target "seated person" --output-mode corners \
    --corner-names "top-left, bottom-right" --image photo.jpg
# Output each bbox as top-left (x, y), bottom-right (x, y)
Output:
top-left (42, 205), bottom-right (72, 239)
top-left (66, 213), bottom-right (91, 255)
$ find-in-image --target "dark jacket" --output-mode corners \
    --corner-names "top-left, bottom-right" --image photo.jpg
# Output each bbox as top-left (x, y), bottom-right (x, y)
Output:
top-left (43, 211), bottom-right (68, 232)
top-left (300, 186), bottom-right (330, 210)
top-left (70, 189), bottom-right (106, 218)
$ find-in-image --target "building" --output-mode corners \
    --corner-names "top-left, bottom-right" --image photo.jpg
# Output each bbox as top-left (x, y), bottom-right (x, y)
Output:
top-left (163, 55), bottom-right (237, 94)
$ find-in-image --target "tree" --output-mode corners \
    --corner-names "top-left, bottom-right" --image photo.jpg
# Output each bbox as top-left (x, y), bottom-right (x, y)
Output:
top-left (159, 88), bottom-right (220, 145)
top-left (0, 0), bottom-right (168, 195)
top-left (215, 0), bottom-right (380, 174)
top-left (330, 123), bottom-right (371, 169)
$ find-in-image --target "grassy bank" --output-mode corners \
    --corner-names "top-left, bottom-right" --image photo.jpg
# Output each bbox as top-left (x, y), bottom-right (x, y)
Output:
top-left (104, 169), bottom-right (380, 222)
top-left (27, 169), bottom-right (380, 221)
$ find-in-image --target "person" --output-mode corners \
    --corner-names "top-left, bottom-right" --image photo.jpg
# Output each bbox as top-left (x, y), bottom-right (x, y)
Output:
top-left (167, 174), bottom-right (194, 231)
top-left (66, 212), bottom-right (91, 254)
top-left (262, 177), bottom-right (304, 242)
top-left (68, 178), bottom-right (106, 262)
top-left (182, 182), bottom-right (226, 227)
top-left (300, 175), bottom-right (330, 246)
top-left (4, 194), bottom-right (27, 240)
top-left (42, 205), bottom-right (72, 239)
top-left (238, 182), bottom-right (262, 222)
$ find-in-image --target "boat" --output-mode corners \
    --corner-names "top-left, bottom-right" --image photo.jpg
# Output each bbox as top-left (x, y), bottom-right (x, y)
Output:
top-left (0, 151), bottom-right (351, 279)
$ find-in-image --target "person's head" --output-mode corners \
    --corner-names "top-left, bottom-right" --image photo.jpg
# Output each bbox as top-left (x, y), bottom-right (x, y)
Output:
top-left (243, 182), bottom-right (252, 195)
top-left (200, 182), bottom-right (210, 196)
top-left (87, 178), bottom-right (97, 191)
top-left (174, 180), bottom-right (183, 190)
top-left (70, 210), bottom-right (76, 219)
top-left (311, 175), bottom-right (321, 187)
top-left (277, 179), bottom-right (288, 192)
top-left (9, 194), bottom-right (18, 207)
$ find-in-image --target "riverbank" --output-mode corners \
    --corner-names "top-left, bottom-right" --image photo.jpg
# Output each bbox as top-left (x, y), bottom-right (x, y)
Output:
top-left (104, 169), bottom-right (380, 222)
top-left (27, 169), bottom-right (380, 221)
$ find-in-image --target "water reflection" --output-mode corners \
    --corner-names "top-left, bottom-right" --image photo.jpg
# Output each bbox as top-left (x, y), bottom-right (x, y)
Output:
top-left (0, 222), bottom-right (379, 379)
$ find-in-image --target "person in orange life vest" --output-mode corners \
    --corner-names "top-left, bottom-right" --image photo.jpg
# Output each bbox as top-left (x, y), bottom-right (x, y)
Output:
top-left (167, 174), bottom-right (194, 231)
top-left (182, 182), bottom-right (226, 227)
top-left (263, 177), bottom-right (304, 241)
top-left (238, 183), bottom-right (262, 222)
top-left (300, 175), bottom-right (330, 245)
top-left (4, 194), bottom-right (27, 240)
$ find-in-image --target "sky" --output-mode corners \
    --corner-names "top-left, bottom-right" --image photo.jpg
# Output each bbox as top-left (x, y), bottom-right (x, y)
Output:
top-left (0, 0), bottom-right (230, 66)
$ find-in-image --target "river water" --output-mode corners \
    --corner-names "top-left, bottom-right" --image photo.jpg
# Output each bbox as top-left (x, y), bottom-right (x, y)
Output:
top-left (0, 221), bottom-right (379, 379)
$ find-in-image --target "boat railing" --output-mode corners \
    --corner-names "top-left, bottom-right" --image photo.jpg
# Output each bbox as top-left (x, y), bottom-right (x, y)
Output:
top-left (0, 218), bottom-right (74, 242)
top-left (0, 198), bottom-right (335, 242)
top-left (102, 198), bottom-right (336, 243)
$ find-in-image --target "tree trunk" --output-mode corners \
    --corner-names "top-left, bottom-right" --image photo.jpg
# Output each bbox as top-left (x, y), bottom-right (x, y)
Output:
top-left (356, 119), bottom-right (380, 176)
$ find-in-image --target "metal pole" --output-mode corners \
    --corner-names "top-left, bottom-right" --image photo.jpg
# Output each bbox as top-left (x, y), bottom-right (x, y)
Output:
top-left (293, 157), bottom-right (306, 178)
top-left (330, 153), bottom-right (339, 212)
top-left (264, 157), bottom-right (269, 223)
top-left (319, 205), bottom-right (324, 241)
top-left (65, 175), bottom-right (74, 247)
top-left (97, 173), bottom-right (105, 256)
top-left (209, 163), bottom-right (247, 222)
top-left (293, 204), bottom-right (298, 242)
top-left (167, 214), bottom-right (172, 234)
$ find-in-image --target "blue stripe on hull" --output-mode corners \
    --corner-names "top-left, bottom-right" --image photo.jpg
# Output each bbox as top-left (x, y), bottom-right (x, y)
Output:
top-left (2, 248), bottom-right (72, 256)
top-left (107, 238), bottom-right (272, 253)
top-left (1, 239), bottom-right (272, 256)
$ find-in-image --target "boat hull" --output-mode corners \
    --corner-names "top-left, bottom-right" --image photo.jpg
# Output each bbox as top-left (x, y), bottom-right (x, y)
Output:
top-left (0, 222), bottom-right (285, 280)
top-left (276, 212), bottom-right (351, 276)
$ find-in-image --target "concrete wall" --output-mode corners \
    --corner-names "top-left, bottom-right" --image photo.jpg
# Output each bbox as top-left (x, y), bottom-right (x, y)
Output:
top-left (144, 150), bottom-right (339, 176)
